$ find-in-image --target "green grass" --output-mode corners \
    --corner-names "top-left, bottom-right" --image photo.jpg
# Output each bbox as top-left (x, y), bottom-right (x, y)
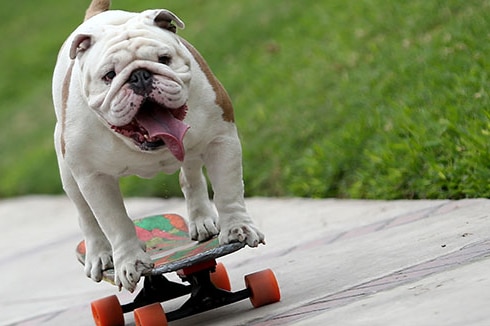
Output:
top-left (1, 0), bottom-right (489, 199)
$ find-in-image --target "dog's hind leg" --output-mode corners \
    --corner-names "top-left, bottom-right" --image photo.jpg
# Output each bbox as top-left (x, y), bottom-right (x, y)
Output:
top-left (203, 132), bottom-right (265, 247)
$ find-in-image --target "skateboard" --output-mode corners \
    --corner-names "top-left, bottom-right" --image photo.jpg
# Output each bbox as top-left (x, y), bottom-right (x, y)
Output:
top-left (76, 213), bottom-right (280, 326)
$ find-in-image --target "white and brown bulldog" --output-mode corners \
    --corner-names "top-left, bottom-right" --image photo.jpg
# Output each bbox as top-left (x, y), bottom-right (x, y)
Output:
top-left (52, 0), bottom-right (264, 292)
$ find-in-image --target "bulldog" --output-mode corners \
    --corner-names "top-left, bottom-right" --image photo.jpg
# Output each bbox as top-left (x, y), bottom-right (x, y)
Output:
top-left (52, 0), bottom-right (264, 292)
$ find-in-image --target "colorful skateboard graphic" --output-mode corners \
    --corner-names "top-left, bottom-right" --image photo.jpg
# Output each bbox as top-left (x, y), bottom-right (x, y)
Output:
top-left (76, 214), bottom-right (280, 326)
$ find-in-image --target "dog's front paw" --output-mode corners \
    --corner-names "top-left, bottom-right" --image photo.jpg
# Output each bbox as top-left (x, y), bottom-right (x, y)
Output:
top-left (113, 245), bottom-right (153, 292)
top-left (84, 239), bottom-right (114, 282)
top-left (189, 215), bottom-right (219, 242)
top-left (219, 220), bottom-right (265, 247)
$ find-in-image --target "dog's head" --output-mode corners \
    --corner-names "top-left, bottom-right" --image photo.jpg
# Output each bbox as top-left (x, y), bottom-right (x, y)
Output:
top-left (69, 10), bottom-right (190, 161)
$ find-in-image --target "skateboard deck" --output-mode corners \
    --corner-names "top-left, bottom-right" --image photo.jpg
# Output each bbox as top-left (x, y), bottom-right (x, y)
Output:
top-left (76, 213), bottom-right (245, 283)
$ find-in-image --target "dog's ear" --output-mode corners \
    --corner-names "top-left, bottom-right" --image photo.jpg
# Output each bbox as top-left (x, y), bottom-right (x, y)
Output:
top-left (84, 0), bottom-right (111, 21)
top-left (154, 10), bottom-right (185, 33)
top-left (70, 34), bottom-right (93, 59)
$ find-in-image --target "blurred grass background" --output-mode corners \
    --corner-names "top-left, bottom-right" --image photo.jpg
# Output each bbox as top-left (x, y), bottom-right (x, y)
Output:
top-left (0, 0), bottom-right (489, 199)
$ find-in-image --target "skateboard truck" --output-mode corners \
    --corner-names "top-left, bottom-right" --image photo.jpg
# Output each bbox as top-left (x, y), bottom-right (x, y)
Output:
top-left (123, 259), bottom-right (251, 319)
top-left (91, 259), bottom-right (280, 326)
top-left (162, 259), bottom-right (251, 321)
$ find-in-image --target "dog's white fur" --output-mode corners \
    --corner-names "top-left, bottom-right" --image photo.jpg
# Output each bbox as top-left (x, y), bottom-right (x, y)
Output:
top-left (52, 1), bottom-right (264, 292)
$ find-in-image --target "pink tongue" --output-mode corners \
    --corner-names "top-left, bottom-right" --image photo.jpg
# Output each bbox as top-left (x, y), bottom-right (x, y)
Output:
top-left (135, 105), bottom-right (190, 161)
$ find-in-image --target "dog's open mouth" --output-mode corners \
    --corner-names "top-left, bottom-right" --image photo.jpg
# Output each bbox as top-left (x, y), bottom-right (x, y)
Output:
top-left (111, 100), bottom-right (189, 161)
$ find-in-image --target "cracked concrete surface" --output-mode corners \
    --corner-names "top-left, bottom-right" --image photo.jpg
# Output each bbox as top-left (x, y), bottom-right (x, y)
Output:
top-left (1, 196), bottom-right (489, 325)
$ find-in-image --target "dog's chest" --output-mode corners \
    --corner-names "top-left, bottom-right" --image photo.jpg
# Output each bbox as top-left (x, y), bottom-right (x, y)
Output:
top-left (115, 152), bottom-right (182, 178)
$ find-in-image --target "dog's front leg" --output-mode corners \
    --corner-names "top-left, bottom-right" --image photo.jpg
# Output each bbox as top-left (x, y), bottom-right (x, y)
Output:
top-left (75, 173), bottom-right (153, 292)
top-left (59, 163), bottom-right (113, 283)
top-left (180, 159), bottom-right (220, 241)
top-left (203, 133), bottom-right (265, 247)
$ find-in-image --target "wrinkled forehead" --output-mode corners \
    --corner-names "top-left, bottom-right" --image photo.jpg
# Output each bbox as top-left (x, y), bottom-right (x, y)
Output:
top-left (91, 23), bottom-right (180, 63)
top-left (104, 15), bottom-right (179, 46)
top-left (106, 27), bottom-right (173, 52)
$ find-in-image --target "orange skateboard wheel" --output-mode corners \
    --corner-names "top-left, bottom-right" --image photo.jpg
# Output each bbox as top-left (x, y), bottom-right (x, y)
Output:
top-left (210, 262), bottom-right (231, 291)
top-left (91, 295), bottom-right (124, 326)
top-left (245, 269), bottom-right (281, 308)
top-left (134, 303), bottom-right (167, 326)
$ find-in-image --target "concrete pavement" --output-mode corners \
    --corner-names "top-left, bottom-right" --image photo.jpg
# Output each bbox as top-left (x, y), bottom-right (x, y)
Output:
top-left (1, 196), bottom-right (489, 325)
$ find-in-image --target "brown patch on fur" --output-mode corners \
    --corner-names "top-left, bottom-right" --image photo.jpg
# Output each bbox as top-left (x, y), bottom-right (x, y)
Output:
top-left (84, 0), bottom-right (111, 21)
top-left (179, 38), bottom-right (235, 122)
top-left (60, 61), bottom-right (75, 157)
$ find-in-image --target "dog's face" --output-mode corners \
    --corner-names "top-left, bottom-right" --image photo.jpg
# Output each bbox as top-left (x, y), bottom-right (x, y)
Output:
top-left (70, 10), bottom-right (191, 160)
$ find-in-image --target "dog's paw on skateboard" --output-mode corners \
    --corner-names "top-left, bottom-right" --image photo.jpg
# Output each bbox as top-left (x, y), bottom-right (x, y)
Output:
top-left (113, 246), bottom-right (154, 292)
top-left (190, 215), bottom-right (219, 242)
top-left (219, 221), bottom-right (265, 247)
top-left (84, 240), bottom-right (114, 282)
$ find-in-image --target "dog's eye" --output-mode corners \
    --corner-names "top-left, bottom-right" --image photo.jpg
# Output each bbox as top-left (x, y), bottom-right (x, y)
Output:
top-left (158, 55), bottom-right (172, 65)
top-left (103, 71), bottom-right (116, 83)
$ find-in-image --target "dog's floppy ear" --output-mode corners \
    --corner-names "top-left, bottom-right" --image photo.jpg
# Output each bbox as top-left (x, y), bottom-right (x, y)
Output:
top-left (70, 34), bottom-right (93, 59)
top-left (154, 10), bottom-right (185, 33)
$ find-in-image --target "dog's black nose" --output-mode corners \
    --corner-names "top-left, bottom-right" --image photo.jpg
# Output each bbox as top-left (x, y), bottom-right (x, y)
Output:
top-left (128, 69), bottom-right (153, 95)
